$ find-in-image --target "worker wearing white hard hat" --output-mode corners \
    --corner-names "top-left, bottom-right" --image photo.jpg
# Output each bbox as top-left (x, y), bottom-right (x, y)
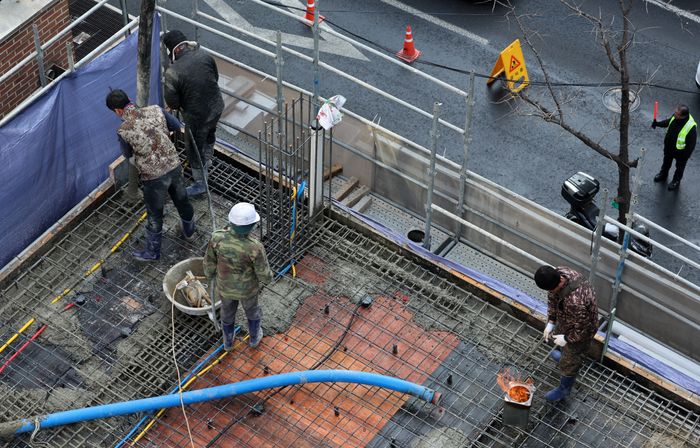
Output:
top-left (203, 202), bottom-right (272, 351)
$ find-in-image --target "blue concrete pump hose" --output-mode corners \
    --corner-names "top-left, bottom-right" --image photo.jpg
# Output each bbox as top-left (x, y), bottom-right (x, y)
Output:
top-left (0, 370), bottom-right (441, 438)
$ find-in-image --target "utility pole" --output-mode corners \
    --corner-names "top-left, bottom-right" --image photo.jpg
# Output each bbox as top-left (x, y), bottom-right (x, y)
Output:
top-left (126, 0), bottom-right (156, 201)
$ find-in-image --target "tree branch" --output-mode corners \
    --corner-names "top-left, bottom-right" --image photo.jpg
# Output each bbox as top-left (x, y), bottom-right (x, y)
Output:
top-left (559, 0), bottom-right (621, 72)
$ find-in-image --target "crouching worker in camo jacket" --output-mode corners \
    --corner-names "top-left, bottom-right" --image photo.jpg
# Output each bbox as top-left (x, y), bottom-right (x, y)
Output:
top-left (204, 202), bottom-right (273, 352)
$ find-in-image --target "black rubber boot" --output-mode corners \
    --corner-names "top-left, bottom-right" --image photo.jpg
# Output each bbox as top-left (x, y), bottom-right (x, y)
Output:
top-left (222, 323), bottom-right (237, 353)
top-left (181, 217), bottom-right (196, 240)
top-left (133, 228), bottom-right (162, 261)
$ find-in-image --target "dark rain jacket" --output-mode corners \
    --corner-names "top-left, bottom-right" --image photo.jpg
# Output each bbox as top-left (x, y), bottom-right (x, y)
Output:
top-left (656, 116), bottom-right (697, 157)
top-left (164, 42), bottom-right (224, 127)
top-left (547, 267), bottom-right (598, 344)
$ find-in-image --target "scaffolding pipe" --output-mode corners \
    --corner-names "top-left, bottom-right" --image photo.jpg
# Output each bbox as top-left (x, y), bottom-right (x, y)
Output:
top-left (632, 214), bottom-right (700, 254)
top-left (601, 148), bottom-right (645, 361)
top-left (455, 72), bottom-right (475, 244)
top-left (423, 102), bottom-right (441, 250)
top-left (0, 20), bottom-right (138, 127)
top-left (589, 188), bottom-right (609, 285)
top-left (246, 0), bottom-right (467, 97)
top-left (0, 0), bottom-right (113, 86)
top-left (181, 9), bottom-right (464, 133)
top-left (603, 216), bottom-right (700, 272)
top-left (0, 370), bottom-right (441, 438)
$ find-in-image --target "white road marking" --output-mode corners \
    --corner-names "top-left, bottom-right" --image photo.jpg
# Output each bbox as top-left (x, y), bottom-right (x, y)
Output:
top-left (203, 0), bottom-right (369, 61)
top-left (379, 0), bottom-right (489, 46)
top-left (644, 0), bottom-right (700, 24)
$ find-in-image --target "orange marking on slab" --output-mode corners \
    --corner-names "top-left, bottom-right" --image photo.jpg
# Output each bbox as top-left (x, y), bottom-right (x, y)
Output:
top-left (144, 289), bottom-right (459, 447)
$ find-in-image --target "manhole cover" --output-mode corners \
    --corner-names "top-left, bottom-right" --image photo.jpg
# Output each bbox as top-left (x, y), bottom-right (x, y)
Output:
top-left (602, 88), bottom-right (640, 112)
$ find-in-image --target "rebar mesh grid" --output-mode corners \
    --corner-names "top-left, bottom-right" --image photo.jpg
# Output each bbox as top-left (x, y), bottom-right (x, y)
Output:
top-left (0, 145), bottom-right (316, 446)
top-left (130, 218), bottom-right (700, 448)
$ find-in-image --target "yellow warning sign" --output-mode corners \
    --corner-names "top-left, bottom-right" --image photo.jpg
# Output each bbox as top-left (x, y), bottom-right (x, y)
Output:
top-left (487, 39), bottom-right (529, 93)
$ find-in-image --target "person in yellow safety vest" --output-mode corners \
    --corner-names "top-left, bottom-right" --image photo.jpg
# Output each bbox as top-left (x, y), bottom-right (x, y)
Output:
top-left (652, 104), bottom-right (696, 191)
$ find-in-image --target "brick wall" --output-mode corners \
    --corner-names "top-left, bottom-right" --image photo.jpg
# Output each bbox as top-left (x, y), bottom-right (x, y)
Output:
top-left (0, 0), bottom-right (73, 119)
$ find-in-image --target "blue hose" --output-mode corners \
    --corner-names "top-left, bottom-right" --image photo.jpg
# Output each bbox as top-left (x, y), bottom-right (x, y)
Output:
top-left (113, 336), bottom-right (232, 448)
top-left (2, 370), bottom-right (441, 437)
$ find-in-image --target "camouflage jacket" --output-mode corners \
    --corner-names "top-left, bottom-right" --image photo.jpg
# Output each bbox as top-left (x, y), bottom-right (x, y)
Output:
top-left (547, 267), bottom-right (598, 344)
top-left (117, 105), bottom-right (181, 181)
top-left (203, 228), bottom-right (273, 301)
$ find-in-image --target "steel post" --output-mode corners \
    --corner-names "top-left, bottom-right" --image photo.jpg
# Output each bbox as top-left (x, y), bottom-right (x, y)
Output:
top-left (192, 0), bottom-right (200, 42)
top-left (455, 71), bottom-right (475, 244)
top-left (589, 188), bottom-right (609, 286)
top-left (601, 148), bottom-right (645, 361)
top-left (312, 2), bottom-right (320, 107)
top-left (423, 102), bottom-right (441, 250)
top-left (32, 25), bottom-right (47, 87)
top-left (275, 31), bottom-right (285, 152)
top-left (119, 0), bottom-right (130, 38)
top-left (309, 127), bottom-right (324, 217)
top-left (66, 42), bottom-right (75, 72)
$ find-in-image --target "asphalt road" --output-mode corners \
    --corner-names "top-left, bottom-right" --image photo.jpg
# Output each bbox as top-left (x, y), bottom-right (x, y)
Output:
top-left (126, 0), bottom-right (699, 277)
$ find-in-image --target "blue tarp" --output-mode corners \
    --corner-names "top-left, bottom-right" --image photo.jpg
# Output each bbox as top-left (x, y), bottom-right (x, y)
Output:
top-left (0, 17), bottom-right (162, 269)
top-left (333, 201), bottom-right (700, 397)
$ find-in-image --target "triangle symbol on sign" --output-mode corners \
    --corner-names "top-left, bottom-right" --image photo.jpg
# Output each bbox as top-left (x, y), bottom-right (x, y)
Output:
top-left (509, 55), bottom-right (520, 72)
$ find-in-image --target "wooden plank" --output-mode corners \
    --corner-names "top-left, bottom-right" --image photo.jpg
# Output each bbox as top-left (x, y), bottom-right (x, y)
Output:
top-left (333, 177), bottom-right (359, 201)
top-left (342, 185), bottom-right (370, 208)
top-left (352, 195), bottom-right (372, 213)
top-left (323, 163), bottom-right (343, 180)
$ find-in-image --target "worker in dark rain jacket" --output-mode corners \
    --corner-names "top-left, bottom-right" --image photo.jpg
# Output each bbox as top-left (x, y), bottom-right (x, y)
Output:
top-left (106, 89), bottom-right (196, 261)
top-left (162, 29), bottom-right (225, 198)
top-left (535, 265), bottom-right (598, 402)
top-left (652, 104), bottom-right (697, 191)
top-left (204, 203), bottom-right (273, 352)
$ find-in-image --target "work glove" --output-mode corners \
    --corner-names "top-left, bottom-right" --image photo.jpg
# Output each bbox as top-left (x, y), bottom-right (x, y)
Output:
top-left (651, 120), bottom-right (657, 129)
top-left (553, 334), bottom-right (567, 347)
top-left (543, 321), bottom-right (555, 342)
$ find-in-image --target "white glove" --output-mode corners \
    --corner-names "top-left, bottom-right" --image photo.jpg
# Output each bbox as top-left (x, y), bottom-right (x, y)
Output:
top-left (543, 322), bottom-right (555, 342)
top-left (553, 334), bottom-right (567, 347)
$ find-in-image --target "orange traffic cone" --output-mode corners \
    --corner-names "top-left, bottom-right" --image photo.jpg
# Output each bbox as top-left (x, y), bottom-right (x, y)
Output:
top-left (396, 25), bottom-right (421, 63)
top-left (304, 0), bottom-right (325, 26)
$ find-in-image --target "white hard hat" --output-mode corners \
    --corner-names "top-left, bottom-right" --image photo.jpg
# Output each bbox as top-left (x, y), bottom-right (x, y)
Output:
top-left (228, 202), bottom-right (260, 226)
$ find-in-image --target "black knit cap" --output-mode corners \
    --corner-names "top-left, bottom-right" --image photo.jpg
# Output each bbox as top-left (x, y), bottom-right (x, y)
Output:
top-left (163, 30), bottom-right (187, 53)
top-left (534, 265), bottom-right (561, 290)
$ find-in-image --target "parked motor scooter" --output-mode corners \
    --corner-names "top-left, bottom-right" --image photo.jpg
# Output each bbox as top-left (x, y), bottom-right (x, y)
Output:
top-left (561, 172), bottom-right (653, 258)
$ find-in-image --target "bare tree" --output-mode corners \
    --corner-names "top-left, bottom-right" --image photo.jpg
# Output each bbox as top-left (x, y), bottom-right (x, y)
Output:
top-left (504, 0), bottom-right (638, 226)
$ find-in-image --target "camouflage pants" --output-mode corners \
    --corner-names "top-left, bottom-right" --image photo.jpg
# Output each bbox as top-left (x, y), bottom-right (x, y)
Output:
top-left (559, 339), bottom-right (591, 377)
top-left (220, 295), bottom-right (261, 326)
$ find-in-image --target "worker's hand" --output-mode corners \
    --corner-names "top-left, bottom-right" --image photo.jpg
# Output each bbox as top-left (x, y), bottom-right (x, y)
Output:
top-left (553, 334), bottom-right (567, 347)
top-left (543, 321), bottom-right (555, 342)
top-left (651, 120), bottom-right (657, 129)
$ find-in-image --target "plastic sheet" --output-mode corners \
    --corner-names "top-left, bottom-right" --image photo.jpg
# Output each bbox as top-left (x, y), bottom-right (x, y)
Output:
top-left (0, 17), bottom-right (162, 269)
top-left (335, 201), bottom-right (700, 396)
top-left (607, 335), bottom-right (700, 396)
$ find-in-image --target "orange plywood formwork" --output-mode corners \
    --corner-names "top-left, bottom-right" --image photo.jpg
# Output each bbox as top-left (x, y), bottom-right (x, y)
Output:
top-left (141, 274), bottom-right (459, 447)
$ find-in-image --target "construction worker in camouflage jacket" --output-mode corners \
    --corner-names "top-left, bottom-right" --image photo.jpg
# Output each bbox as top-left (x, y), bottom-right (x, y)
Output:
top-left (535, 265), bottom-right (598, 402)
top-left (106, 89), bottom-right (195, 261)
top-left (204, 202), bottom-right (273, 352)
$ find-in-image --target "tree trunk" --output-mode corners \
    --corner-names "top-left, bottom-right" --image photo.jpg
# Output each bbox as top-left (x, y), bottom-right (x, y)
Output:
top-left (616, 0), bottom-right (633, 229)
top-left (135, 0), bottom-right (155, 107)
top-left (126, 0), bottom-right (156, 203)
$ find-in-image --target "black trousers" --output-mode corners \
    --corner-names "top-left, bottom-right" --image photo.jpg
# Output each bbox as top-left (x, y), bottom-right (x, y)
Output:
top-left (659, 149), bottom-right (693, 183)
top-left (142, 167), bottom-right (194, 233)
top-left (186, 115), bottom-right (221, 170)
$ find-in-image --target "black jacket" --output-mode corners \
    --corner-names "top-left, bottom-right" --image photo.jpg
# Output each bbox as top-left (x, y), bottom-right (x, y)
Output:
top-left (656, 116), bottom-right (697, 156)
top-left (164, 43), bottom-right (224, 127)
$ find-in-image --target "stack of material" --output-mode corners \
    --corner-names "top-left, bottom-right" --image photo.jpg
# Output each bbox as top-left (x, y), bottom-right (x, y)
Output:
top-left (174, 271), bottom-right (211, 308)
